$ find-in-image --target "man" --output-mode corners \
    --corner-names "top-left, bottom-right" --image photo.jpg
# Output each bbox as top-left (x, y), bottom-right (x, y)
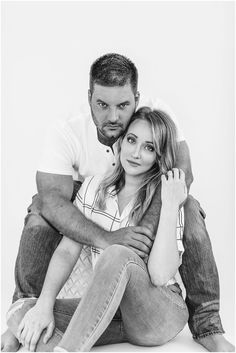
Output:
top-left (1, 53), bottom-right (234, 352)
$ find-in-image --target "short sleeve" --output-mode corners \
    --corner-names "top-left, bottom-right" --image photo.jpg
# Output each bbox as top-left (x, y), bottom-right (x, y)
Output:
top-left (38, 119), bottom-right (79, 176)
top-left (74, 176), bottom-right (93, 215)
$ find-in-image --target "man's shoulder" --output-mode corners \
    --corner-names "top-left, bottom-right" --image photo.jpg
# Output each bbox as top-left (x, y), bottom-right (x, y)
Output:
top-left (51, 105), bottom-right (93, 140)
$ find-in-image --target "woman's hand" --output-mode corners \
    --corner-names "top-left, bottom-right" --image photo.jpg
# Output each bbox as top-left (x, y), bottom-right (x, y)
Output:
top-left (161, 168), bottom-right (187, 207)
top-left (17, 303), bottom-right (55, 352)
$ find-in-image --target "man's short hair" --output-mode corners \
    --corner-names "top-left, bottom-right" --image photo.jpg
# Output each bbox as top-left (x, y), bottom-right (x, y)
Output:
top-left (89, 53), bottom-right (138, 94)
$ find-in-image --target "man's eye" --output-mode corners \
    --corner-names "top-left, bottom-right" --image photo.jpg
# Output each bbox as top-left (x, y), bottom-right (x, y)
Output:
top-left (98, 102), bottom-right (107, 108)
top-left (127, 136), bottom-right (135, 144)
top-left (145, 145), bottom-right (154, 152)
top-left (119, 103), bottom-right (127, 110)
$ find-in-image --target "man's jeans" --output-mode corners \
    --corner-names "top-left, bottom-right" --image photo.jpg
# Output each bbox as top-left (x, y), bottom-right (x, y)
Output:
top-left (12, 183), bottom-right (224, 339)
top-left (8, 246), bottom-right (188, 351)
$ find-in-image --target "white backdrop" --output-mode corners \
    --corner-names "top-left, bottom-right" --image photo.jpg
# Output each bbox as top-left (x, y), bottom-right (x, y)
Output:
top-left (1, 0), bottom-right (235, 344)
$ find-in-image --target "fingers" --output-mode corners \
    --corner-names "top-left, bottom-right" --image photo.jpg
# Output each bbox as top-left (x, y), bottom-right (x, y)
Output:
top-left (24, 329), bottom-right (34, 351)
top-left (163, 168), bottom-right (185, 181)
top-left (43, 322), bottom-right (54, 344)
top-left (127, 246), bottom-right (148, 259)
top-left (133, 226), bottom-right (153, 239)
top-left (18, 325), bottom-right (28, 348)
top-left (29, 330), bottom-right (42, 352)
top-left (179, 168), bottom-right (185, 182)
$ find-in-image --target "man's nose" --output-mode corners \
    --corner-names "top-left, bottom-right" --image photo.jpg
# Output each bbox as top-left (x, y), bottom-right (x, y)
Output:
top-left (108, 108), bottom-right (119, 122)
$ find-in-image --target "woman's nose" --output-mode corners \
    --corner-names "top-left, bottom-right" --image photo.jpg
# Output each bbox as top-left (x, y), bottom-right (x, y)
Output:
top-left (131, 146), bottom-right (141, 159)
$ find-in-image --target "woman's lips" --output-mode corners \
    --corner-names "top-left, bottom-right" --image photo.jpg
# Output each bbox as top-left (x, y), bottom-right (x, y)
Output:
top-left (127, 159), bottom-right (141, 167)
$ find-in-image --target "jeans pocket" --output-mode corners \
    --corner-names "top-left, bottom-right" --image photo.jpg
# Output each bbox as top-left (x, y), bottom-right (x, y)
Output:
top-left (159, 285), bottom-right (186, 310)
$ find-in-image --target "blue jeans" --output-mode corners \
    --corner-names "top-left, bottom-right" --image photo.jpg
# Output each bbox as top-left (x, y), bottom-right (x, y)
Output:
top-left (12, 183), bottom-right (224, 339)
top-left (7, 245), bottom-right (188, 351)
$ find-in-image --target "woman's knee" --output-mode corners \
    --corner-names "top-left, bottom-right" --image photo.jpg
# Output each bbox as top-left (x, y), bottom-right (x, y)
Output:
top-left (101, 245), bottom-right (139, 264)
top-left (127, 327), bottom-right (167, 347)
top-left (6, 299), bottom-right (37, 336)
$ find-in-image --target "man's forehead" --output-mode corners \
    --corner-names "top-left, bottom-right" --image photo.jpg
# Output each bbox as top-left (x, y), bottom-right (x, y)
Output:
top-left (92, 84), bottom-right (135, 103)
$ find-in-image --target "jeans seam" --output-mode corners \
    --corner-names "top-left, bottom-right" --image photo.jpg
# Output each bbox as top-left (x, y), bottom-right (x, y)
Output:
top-left (193, 330), bottom-right (225, 339)
top-left (78, 259), bottom-right (145, 351)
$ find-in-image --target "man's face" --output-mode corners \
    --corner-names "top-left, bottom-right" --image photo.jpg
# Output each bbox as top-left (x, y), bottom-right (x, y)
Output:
top-left (88, 83), bottom-right (139, 144)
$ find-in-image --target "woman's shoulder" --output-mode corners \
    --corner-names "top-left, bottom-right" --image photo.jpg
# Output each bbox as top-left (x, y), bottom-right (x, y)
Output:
top-left (78, 175), bottom-right (104, 203)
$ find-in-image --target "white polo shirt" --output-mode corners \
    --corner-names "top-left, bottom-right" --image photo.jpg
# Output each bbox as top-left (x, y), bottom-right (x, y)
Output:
top-left (38, 98), bottom-right (184, 181)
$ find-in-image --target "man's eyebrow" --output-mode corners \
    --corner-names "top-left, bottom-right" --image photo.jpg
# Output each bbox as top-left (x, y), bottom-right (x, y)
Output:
top-left (96, 99), bottom-right (107, 103)
top-left (118, 101), bottom-right (130, 105)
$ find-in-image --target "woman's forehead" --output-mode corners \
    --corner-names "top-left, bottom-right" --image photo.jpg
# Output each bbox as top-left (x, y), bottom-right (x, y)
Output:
top-left (127, 119), bottom-right (153, 139)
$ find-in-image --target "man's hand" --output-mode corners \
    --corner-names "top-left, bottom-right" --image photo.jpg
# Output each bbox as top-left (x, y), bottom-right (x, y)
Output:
top-left (1, 329), bottom-right (20, 352)
top-left (106, 226), bottom-right (154, 258)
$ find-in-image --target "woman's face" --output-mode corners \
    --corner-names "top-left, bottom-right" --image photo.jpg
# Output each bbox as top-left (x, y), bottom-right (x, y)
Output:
top-left (120, 119), bottom-right (157, 178)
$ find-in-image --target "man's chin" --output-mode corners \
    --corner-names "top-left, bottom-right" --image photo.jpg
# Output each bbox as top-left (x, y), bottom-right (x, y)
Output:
top-left (104, 129), bottom-right (124, 139)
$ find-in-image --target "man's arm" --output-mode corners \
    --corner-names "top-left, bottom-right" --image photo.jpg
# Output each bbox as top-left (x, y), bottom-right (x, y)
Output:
top-left (36, 171), bottom-right (152, 256)
top-left (138, 141), bottom-right (193, 236)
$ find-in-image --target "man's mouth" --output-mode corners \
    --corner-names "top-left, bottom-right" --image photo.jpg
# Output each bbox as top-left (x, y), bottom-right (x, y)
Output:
top-left (127, 159), bottom-right (141, 167)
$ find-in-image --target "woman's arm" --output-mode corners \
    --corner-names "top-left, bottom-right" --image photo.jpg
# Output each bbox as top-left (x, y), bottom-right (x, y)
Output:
top-left (147, 168), bottom-right (187, 286)
top-left (17, 237), bottom-right (82, 352)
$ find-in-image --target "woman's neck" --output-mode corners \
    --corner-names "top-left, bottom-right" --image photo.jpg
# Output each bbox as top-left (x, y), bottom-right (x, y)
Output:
top-left (123, 174), bottom-right (142, 194)
top-left (117, 174), bottom-right (142, 215)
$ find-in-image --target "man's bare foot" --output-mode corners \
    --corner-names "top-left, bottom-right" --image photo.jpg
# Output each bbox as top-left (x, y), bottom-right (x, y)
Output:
top-left (195, 333), bottom-right (235, 352)
top-left (1, 329), bottom-right (20, 352)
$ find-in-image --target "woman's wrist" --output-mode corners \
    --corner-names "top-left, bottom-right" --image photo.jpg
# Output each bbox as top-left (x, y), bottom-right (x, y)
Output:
top-left (36, 293), bottom-right (55, 310)
top-left (161, 200), bottom-right (179, 212)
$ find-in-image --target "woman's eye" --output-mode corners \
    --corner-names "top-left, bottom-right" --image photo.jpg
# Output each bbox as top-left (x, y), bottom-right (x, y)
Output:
top-left (145, 145), bottom-right (154, 152)
top-left (127, 136), bottom-right (135, 144)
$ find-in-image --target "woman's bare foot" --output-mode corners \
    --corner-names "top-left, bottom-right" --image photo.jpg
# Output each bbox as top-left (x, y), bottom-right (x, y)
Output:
top-left (195, 334), bottom-right (235, 352)
top-left (1, 329), bottom-right (20, 352)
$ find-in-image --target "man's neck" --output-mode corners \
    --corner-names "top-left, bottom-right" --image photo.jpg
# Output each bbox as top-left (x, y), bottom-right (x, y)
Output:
top-left (97, 130), bottom-right (117, 147)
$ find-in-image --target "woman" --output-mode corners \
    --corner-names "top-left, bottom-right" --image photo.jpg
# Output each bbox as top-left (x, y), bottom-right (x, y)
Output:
top-left (7, 107), bottom-right (188, 352)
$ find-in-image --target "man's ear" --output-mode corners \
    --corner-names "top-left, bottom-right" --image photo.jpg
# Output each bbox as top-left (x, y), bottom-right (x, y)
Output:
top-left (88, 89), bottom-right (92, 105)
top-left (135, 91), bottom-right (140, 109)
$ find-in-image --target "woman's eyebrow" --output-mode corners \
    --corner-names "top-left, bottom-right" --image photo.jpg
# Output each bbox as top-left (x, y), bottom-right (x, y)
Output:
top-left (127, 133), bottom-right (137, 138)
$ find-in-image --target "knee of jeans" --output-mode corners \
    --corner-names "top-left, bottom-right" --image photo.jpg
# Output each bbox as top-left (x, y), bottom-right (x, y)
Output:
top-left (25, 212), bottom-right (50, 229)
top-left (128, 328), bottom-right (167, 347)
top-left (101, 244), bottom-right (136, 264)
top-left (6, 299), bottom-right (37, 335)
top-left (184, 195), bottom-right (206, 220)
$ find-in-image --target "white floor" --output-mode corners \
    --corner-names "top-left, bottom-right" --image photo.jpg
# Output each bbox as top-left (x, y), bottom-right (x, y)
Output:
top-left (16, 326), bottom-right (206, 352)
top-left (91, 326), bottom-right (206, 352)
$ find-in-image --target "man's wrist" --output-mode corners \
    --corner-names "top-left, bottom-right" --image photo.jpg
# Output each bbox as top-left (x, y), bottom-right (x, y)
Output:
top-left (98, 229), bottom-right (111, 249)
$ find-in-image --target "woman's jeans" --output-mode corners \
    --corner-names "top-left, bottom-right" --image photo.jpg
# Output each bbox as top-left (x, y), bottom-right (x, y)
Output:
top-left (7, 245), bottom-right (188, 351)
top-left (12, 183), bottom-right (224, 339)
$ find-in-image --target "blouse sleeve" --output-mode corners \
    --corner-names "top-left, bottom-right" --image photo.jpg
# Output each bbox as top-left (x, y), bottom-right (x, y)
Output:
top-left (176, 207), bottom-right (185, 264)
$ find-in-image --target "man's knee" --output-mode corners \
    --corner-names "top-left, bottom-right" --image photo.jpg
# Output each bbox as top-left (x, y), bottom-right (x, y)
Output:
top-left (183, 195), bottom-right (211, 249)
top-left (24, 212), bottom-right (50, 229)
top-left (184, 195), bottom-right (206, 221)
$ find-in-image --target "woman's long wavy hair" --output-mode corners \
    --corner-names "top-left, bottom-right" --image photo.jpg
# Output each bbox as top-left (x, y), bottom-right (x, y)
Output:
top-left (96, 106), bottom-right (178, 224)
